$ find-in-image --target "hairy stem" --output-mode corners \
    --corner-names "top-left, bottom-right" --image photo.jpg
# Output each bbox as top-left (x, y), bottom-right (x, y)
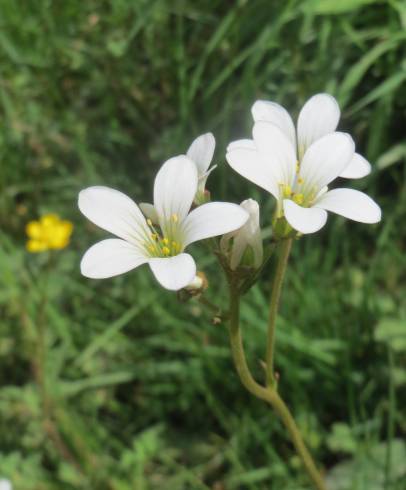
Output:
top-left (228, 285), bottom-right (327, 490)
top-left (266, 238), bottom-right (292, 385)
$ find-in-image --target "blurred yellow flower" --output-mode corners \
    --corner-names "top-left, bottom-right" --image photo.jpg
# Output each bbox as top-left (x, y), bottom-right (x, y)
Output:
top-left (26, 214), bottom-right (73, 253)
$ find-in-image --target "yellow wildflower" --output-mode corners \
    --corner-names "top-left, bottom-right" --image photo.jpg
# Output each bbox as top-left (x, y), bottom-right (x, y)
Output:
top-left (26, 214), bottom-right (73, 253)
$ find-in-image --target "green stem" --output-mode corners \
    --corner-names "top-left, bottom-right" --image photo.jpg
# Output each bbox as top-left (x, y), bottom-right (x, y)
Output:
top-left (228, 285), bottom-right (327, 490)
top-left (384, 346), bottom-right (395, 489)
top-left (34, 258), bottom-right (83, 474)
top-left (266, 238), bottom-right (292, 385)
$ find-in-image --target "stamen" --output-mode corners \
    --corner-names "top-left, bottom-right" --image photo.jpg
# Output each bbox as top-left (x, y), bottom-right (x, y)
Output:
top-left (293, 193), bottom-right (304, 205)
top-left (280, 184), bottom-right (292, 198)
top-left (297, 177), bottom-right (304, 185)
top-left (142, 213), bottom-right (183, 258)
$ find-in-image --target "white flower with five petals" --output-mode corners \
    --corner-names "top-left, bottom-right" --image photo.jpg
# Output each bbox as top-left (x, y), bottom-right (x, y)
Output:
top-left (220, 199), bottom-right (263, 270)
top-left (79, 156), bottom-right (248, 290)
top-left (226, 94), bottom-right (381, 234)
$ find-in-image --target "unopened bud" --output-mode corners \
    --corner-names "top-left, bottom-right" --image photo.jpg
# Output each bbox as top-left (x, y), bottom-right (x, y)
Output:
top-left (220, 199), bottom-right (263, 270)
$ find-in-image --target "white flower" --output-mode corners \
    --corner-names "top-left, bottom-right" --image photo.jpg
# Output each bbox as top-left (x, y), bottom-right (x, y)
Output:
top-left (79, 155), bottom-right (248, 290)
top-left (226, 95), bottom-right (381, 234)
top-left (251, 93), bottom-right (371, 179)
top-left (221, 199), bottom-right (263, 270)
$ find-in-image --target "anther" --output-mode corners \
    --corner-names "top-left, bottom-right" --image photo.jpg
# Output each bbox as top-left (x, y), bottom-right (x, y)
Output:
top-left (147, 219), bottom-right (153, 227)
top-left (162, 246), bottom-right (170, 256)
top-left (171, 213), bottom-right (179, 223)
top-left (282, 184), bottom-right (292, 198)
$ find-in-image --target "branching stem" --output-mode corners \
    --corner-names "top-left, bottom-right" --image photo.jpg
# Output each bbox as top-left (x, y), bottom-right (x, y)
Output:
top-left (228, 282), bottom-right (327, 490)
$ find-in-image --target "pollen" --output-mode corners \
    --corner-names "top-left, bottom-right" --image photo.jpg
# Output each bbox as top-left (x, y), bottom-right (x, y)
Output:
top-left (162, 246), bottom-right (170, 256)
top-left (162, 237), bottom-right (169, 245)
top-left (293, 193), bottom-right (304, 205)
top-left (26, 214), bottom-right (73, 253)
top-left (282, 184), bottom-right (292, 198)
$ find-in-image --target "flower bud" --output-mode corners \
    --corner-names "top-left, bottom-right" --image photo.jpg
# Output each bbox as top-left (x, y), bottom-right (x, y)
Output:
top-left (220, 199), bottom-right (263, 270)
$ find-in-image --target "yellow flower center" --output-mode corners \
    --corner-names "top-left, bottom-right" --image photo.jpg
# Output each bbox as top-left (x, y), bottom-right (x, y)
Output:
top-left (144, 218), bottom-right (182, 257)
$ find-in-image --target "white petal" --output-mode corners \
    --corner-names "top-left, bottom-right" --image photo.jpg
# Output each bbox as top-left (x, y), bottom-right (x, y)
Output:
top-left (226, 146), bottom-right (280, 199)
top-left (219, 231), bottom-right (234, 254)
top-left (315, 186), bottom-right (328, 200)
top-left (186, 133), bottom-right (216, 175)
top-left (253, 121), bottom-right (297, 189)
top-left (240, 198), bottom-right (261, 236)
top-left (251, 100), bottom-right (296, 149)
top-left (139, 202), bottom-right (159, 223)
top-left (227, 139), bottom-right (256, 152)
top-left (339, 153), bottom-right (372, 179)
top-left (148, 253), bottom-right (196, 291)
top-left (78, 186), bottom-right (148, 245)
top-left (198, 164), bottom-right (217, 194)
top-left (283, 199), bottom-right (328, 234)
top-left (80, 239), bottom-right (148, 279)
top-left (314, 188), bottom-right (381, 224)
top-left (297, 93), bottom-right (340, 156)
top-left (299, 132), bottom-right (355, 193)
top-left (230, 234), bottom-right (248, 270)
top-left (182, 202), bottom-right (249, 247)
top-left (153, 155), bottom-right (198, 224)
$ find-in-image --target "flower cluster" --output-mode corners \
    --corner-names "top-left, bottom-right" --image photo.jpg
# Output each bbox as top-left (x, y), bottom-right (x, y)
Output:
top-left (26, 214), bottom-right (73, 253)
top-left (79, 94), bottom-right (381, 289)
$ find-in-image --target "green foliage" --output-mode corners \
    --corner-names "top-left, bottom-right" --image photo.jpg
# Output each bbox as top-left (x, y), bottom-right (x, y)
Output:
top-left (0, 1), bottom-right (405, 489)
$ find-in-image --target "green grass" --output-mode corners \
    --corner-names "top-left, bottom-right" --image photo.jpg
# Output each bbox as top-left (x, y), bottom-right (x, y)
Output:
top-left (0, 1), bottom-right (405, 489)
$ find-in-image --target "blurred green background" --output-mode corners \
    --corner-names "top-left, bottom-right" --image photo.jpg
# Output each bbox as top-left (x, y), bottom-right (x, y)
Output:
top-left (0, 1), bottom-right (405, 489)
